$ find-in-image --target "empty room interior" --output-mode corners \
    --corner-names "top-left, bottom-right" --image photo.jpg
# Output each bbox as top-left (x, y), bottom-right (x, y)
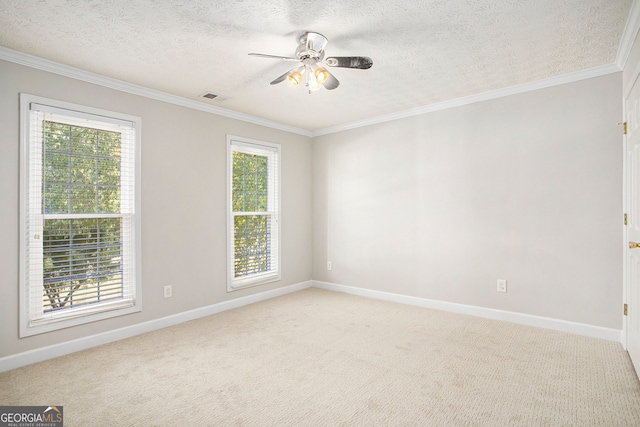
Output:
top-left (3, 0), bottom-right (640, 425)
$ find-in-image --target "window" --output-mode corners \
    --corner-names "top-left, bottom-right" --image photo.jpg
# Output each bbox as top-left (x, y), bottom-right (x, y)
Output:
top-left (227, 136), bottom-right (280, 291)
top-left (20, 94), bottom-right (141, 337)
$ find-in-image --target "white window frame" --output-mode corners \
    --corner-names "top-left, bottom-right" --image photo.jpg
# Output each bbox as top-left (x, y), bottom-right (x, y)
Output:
top-left (19, 93), bottom-right (142, 337)
top-left (227, 135), bottom-right (281, 291)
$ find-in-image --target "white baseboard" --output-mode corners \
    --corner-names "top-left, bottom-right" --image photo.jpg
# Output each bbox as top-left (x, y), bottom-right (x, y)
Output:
top-left (2, 279), bottom-right (621, 373)
top-left (0, 280), bottom-right (313, 373)
top-left (313, 280), bottom-right (622, 343)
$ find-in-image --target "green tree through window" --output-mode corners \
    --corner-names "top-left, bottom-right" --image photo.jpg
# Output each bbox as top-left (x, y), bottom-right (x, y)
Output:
top-left (232, 151), bottom-right (270, 277)
top-left (42, 121), bottom-right (124, 311)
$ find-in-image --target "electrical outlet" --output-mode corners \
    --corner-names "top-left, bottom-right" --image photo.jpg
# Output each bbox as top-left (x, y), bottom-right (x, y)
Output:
top-left (164, 285), bottom-right (172, 298)
top-left (497, 279), bottom-right (507, 293)
top-left (327, 261), bottom-right (332, 271)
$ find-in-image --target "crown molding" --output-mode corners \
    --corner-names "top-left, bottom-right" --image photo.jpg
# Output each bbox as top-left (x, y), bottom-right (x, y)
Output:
top-left (312, 63), bottom-right (622, 137)
top-left (616, 0), bottom-right (640, 69)
top-left (0, 46), bottom-right (313, 138)
top-left (0, 45), bottom-right (624, 140)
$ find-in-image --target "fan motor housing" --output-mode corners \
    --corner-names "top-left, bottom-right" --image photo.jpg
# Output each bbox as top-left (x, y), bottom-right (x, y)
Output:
top-left (296, 32), bottom-right (328, 60)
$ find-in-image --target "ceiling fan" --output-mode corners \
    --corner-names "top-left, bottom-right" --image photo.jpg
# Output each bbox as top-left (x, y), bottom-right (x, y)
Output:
top-left (249, 31), bottom-right (373, 93)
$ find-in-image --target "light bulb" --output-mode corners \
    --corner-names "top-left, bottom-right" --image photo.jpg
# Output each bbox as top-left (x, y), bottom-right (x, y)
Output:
top-left (314, 67), bottom-right (329, 84)
top-left (307, 77), bottom-right (321, 92)
top-left (288, 70), bottom-right (302, 86)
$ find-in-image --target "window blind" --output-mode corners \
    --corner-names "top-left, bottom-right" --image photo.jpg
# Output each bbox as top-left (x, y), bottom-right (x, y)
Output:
top-left (228, 137), bottom-right (280, 290)
top-left (21, 96), bottom-right (140, 335)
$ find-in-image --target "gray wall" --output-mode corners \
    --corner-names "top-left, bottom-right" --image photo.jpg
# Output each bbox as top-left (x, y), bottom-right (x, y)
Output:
top-left (312, 73), bottom-right (623, 329)
top-left (0, 55), bottom-right (626, 361)
top-left (0, 60), bottom-right (313, 358)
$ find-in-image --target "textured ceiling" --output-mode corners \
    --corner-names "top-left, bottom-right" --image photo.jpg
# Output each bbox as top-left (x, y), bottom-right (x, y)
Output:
top-left (0, 0), bottom-right (633, 131)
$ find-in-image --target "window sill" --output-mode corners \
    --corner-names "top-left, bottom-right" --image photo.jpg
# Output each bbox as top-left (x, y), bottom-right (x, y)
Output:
top-left (227, 271), bottom-right (281, 292)
top-left (20, 300), bottom-right (141, 337)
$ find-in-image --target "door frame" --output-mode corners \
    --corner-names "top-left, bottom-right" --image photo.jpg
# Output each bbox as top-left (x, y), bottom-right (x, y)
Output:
top-left (623, 72), bottom-right (640, 352)
top-left (623, 92), bottom-right (629, 351)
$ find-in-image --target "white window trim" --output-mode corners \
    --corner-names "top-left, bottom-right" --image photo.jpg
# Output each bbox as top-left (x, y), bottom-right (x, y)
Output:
top-left (227, 135), bottom-right (281, 291)
top-left (19, 93), bottom-right (142, 337)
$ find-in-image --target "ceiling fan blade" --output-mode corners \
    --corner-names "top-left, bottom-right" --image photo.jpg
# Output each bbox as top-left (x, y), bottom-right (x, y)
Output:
top-left (321, 70), bottom-right (340, 90)
top-left (325, 56), bottom-right (373, 69)
top-left (270, 69), bottom-right (296, 85)
top-left (249, 53), bottom-right (300, 62)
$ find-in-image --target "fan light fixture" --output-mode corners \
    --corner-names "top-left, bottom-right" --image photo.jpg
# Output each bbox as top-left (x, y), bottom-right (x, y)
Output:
top-left (249, 31), bottom-right (373, 94)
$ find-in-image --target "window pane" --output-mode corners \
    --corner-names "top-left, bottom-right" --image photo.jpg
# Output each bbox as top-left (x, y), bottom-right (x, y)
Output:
top-left (234, 214), bottom-right (271, 277)
top-left (98, 186), bottom-right (120, 213)
top-left (43, 183), bottom-right (69, 214)
top-left (44, 153), bottom-right (69, 183)
top-left (43, 122), bottom-right (70, 152)
top-left (70, 156), bottom-right (96, 184)
top-left (70, 126), bottom-right (97, 155)
top-left (97, 158), bottom-right (120, 185)
top-left (43, 121), bottom-right (122, 215)
top-left (70, 185), bottom-right (96, 213)
top-left (232, 151), bottom-right (269, 212)
top-left (42, 217), bottom-right (123, 312)
top-left (97, 130), bottom-right (121, 157)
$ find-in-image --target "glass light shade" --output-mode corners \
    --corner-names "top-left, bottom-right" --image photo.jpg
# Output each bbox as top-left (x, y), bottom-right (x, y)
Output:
top-left (307, 77), bottom-right (322, 92)
top-left (288, 70), bottom-right (302, 86)
top-left (314, 67), bottom-right (329, 84)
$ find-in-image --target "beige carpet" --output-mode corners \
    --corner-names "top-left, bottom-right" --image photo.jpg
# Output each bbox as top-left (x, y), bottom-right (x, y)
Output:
top-left (1, 288), bottom-right (640, 426)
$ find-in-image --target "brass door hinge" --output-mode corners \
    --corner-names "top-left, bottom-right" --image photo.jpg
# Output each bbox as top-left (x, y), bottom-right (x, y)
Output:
top-left (624, 303), bottom-right (628, 316)
top-left (625, 213), bottom-right (628, 226)
top-left (624, 122), bottom-right (629, 135)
